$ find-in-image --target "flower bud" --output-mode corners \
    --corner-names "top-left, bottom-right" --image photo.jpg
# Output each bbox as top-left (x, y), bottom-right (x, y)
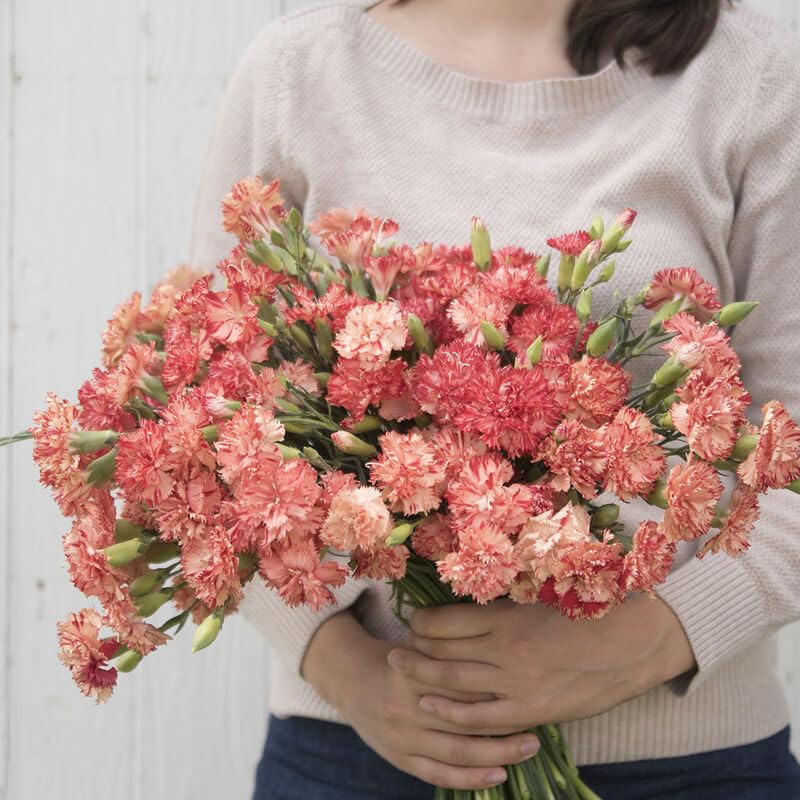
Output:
top-left (652, 356), bottom-right (689, 388)
top-left (570, 241), bottom-right (602, 291)
top-left (588, 215), bottom-right (604, 239)
top-left (129, 569), bottom-right (168, 597)
top-left (591, 503), bottom-right (620, 528)
top-left (140, 375), bottom-right (169, 406)
top-left (201, 424), bottom-right (218, 444)
top-left (104, 538), bottom-right (149, 568)
top-left (277, 443), bottom-right (302, 460)
top-left (646, 480), bottom-right (669, 510)
top-left (787, 478), bottom-right (800, 494)
top-left (257, 319), bottom-right (278, 337)
top-left (586, 318), bottom-right (617, 356)
top-left (470, 217), bottom-right (492, 271)
top-left (526, 336), bottom-right (544, 366)
top-left (86, 447), bottom-right (117, 485)
top-left (316, 321), bottom-right (333, 361)
top-left (556, 254), bottom-right (575, 292)
top-left (274, 398), bottom-right (303, 414)
top-left (597, 259), bottom-right (616, 284)
top-left (535, 253), bottom-right (551, 278)
top-left (480, 321), bottom-right (506, 350)
top-left (238, 553), bottom-right (258, 573)
top-left (192, 610), bottom-right (224, 653)
top-left (115, 519), bottom-right (146, 543)
top-left (648, 297), bottom-right (684, 330)
top-left (302, 446), bottom-right (328, 468)
top-left (715, 301), bottom-right (759, 327)
top-left (314, 371), bottom-right (330, 388)
top-left (600, 225), bottom-right (624, 254)
top-left (146, 541), bottom-right (181, 565)
top-left (616, 208), bottom-right (637, 233)
top-left (331, 431), bottom-right (377, 457)
top-left (576, 289), bottom-right (592, 323)
top-left (643, 386), bottom-right (674, 409)
top-left (385, 523), bottom-right (414, 547)
top-left (350, 415), bottom-right (383, 434)
top-left (289, 322), bottom-right (314, 351)
top-left (414, 413), bottom-right (433, 429)
top-left (406, 313), bottom-right (433, 355)
top-left (248, 239), bottom-right (284, 271)
top-left (68, 430), bottom-right (118, 454)
top-left (657, 412), bottom-right (675, 429)
top-left (731, 434), bottom-right (759, 461)
top-left (115, 649), bottom-right (144, 673)
top-left (134, 590), bottom-right (172, 618)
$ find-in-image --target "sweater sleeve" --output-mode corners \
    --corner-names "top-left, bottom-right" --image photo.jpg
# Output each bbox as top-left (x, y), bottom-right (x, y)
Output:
top-left (188, 21), bottom-right (371, 678)
top-left (655, 25), bottom-right (800, 695)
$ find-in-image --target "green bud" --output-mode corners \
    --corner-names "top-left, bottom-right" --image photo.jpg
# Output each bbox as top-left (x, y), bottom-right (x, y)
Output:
top-left (597, 259), bottom-right (616, 284)
top-left (277, 443), bottom-right (303, 460)
top-left (653, 356), bottom-right (689, 388)
top-left (616, 238), bottom-right (633, 251)
top-left (140, 375), bottom-right (169, 406)
top-left (115, 649), bottom-right (144, 673)
top-left (289, 322), bottom-right (314, 351)
top-left (86, 447), bottom-right (117, 485)
top-left (350, 415), bottom-right (383, 434)
top-left (535, 252), bottom-right (551, 278)
top-left (274, 397), bottom-right (303, 414)
top-left (281, 421), bottom-right (317, 435)
top-left (556, 254), bottom-right (575, 292)
top-left (68, 429), bottom-right (118, 454)
top-left (600, 224), bottom-right (624, 254)
top-left (480, 321), bottom-right (506, 350)
top-left (414, 413), bottom-right (433, 429)
top-left (332, 431), bottom-right (377, 458)
top-left (314, 371), bottom-right (330, 388)
top-left (302, 446), bottom-right (327, 467)
top-left (115, 519), bottom-right (146, 543)
top-left (526, 336), bottom-right (544, 366)
top-left (646, 480), bottom-right (669, 510)
top-left (787, 478), bottom-right (800, 494)
top-left (715, 301), bottom-right (759, 327)
top-left (316, 321), bottom-right (333, 361)
top-left (269, 229), bottom-right (286, 248)
top-left (470, 217), bottom-right (492, 271)
top-left (406, 313), bottom-right (433, 355)
top-left (288, 206), bottom-right (303, 230)
top-left (657, 412), bottom-right (675, 429)
top-left (135, 590), bottom-right (172, 618)
top-left (129, 569), bottom-right (168, 598)
top-left (648, 297), bottom-right (684, 330)
top-left (385, 523), bottom-right (414, 547)
top-left (201, 425), bottom-right (218, 444)
top-left (576, 288), bottom-right (592, 323)
top-left (192, 609), bottom-right (224, 653)
top-left (643, 385), bottom-right (674, 409)
top-left (238, 553), bottom-right (258, 573)
top-left (257, 319), bottom-right (278, 337)
top-left (731, 434), bottom-right (759, 461)
top-left (588, 215), bottom-right (604, 239)
top-left (249, 239), bottom-right (284, 272)
top-left (591, 503), bottom-right (620, 529)
top-left (104, 538), bottom-right (149, 568)
top-left (258, 301), bottom-right (278, 323)
top-left (586, 318), bottom-right (617, 356)
top-left (146, 541), bottom-right (181, 565)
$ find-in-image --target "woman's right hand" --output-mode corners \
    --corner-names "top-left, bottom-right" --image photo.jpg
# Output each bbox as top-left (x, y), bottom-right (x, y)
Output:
top-left (301, 610), bottom-right (540, 791)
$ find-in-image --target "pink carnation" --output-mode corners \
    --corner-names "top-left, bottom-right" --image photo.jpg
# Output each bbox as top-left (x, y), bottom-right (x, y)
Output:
top-left (568, 356), bottom-right (631, 425)
top-left (546, 230), bottom-right (592, 257)
top-left (738, 401), bottom-right (800, 491)
top-left (508, 304), bottom-right (581, 361)
top-left (659, 461), bottom-right (724, 543)
top-left (115, 419), bottom-right (178, 507)
top-left (621, 521), bottom-right (675, 593)
top-left (438, 526), bottom-right (520, 604)
top-left (351, 544), bottom-right (410, 580)
top-left (204, 283), bottom-right (261, 346)
top-left (102, 603), bottom-right (171, 656)
top-left (221, 176), bottom-right (285, 242)
top-left (327, 357), bottom-right (408, 424)
top-left (155, 467), bottom-right (223, 543)
top-left (539, 420), bottom-right (607, 500)
top-left (670, 391), bottom-right (745, 463)
top-left (698, 484), bottom-right (760, 558)
top-left (412, 515), bottom-right (458, 561)
top-left (214, 405), bottom-right (285, 486)
top-left (320, 486), bottom-right (393, 552)
top-left (369, 431), bottom-right (445, 516)
top-left (57, 609), bottom-right (119, 703)
top-left (101, 292), bottom-right (142, 368)
top-left (482, 250), bottom-right (554, 306)
top-left (424, 426), bottom-right (488, 483)
top-left (447, 284), bottom-right (514, 347)
top-left (662, 313), bottom-right (739, 372)
top-left (181, 525), bottom-right (243, 609)
top-left (644, 268), bottom-right (722, 322)
top-left (279, 358), bottom-right (321, 397)
top-left (334, 302), bottom-right (407, 366)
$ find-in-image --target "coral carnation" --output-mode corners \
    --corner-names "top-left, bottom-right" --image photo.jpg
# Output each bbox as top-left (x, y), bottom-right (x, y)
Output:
top-left (738, 401), bottom-right (800, 491)
top-left (659, 461), bottom-right (724, 542)
top-left (57, 609), bottom-right (119, 703)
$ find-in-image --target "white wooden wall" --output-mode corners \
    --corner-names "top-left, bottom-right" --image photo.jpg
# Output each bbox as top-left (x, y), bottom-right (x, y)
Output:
top-left (0, 1), bottom-right (798, 798)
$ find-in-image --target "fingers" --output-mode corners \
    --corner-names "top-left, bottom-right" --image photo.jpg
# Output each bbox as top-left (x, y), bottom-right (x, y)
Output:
top-left (406, 632), bottom-right (492, 664)
top-left (410, 604), bottom-right (497, 639)
top-left (418, 695), bottom-right (530, 734)
top-left (420, 729), bottom-right (540, 769)
top-left (388, 648), bottom-right (498, 695)
top-left (404, 755), bottom-right (508, 791)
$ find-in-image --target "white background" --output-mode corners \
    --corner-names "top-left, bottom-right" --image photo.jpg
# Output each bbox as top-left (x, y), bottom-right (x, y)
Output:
top-left (0, 1), bottom-right (798, 797)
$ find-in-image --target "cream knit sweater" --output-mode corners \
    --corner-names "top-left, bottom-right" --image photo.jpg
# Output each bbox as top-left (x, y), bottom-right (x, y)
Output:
top-left (189, 0), bottom-right (800, 765)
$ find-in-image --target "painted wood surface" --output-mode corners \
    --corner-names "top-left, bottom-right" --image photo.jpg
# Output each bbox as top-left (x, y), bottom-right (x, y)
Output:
top-left (0, 1), bottom-right (798, 797)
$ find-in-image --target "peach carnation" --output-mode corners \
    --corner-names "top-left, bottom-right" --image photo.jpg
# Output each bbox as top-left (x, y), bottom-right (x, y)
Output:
top-left (539, 420), bottom-right (607, 500)
top-left (621, 521), bottom-right (675, 593)
top-left (221, 176), bottom-right (285, 242)
top-left (447, 284), bottom-right (513, 347)
top-left (156, 468), bottom-right (223, 543)
top-left (411, 515), bottom-right (458, 561)
top-left (698, 484), bottom-right (760, 558)
top-left (568, 356), bottom-right (631, 425)
top-left (351, 544), bottom-right (410, 580)
top-left (320, 486), bottom-right (393, 552)
top-left (181, 526), bottom-right (243, 609)
top-left (659, 461), bottom-right (724, 543)
top-left (57, 609), bottom-right (119, 703)
top-left (644, 267), bottom-right (721, 322)
top-left (546, 230), bottom-right (592, 256)
top-left (670, 391), bottom-right (745, 463)
top-left (115, 419), bottom-right (178, 507)
top-left (102, 602), bottom-right (171, 656)
top-left (738, 401), bottom-right (800, 492)
top-left (279, 358), bottom-right (322, 397)
top-left (334, 302), bottom-right (407, 366)
top-left (508, 304), bottom-right (581, 361)
top-left (101, 292), bottom-right (142, 368)
top-left (214, 405), bottom-right (285, 486)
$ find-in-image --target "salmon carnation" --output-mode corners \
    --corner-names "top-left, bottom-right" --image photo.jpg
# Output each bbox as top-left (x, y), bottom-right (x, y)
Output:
top-left (659, 461), bottom-right (724, 542)
top-left (160, 392), bottom-right (217, 473)
top-left (662, 312), bottom-right (739, 372)
top-left (568, 356), bottom-right (631, 425)
top-left (204, 283), bottom-right (261, 346)
top-left (155, 467), bottom-right (223, 543)
top-left (438, 526), bottom-right (520, 604)
top-left (110, 341), bottom-right (162, 407)
top-left (369, 431), bottom-right (445, 515)
top-left (446, 453), bottom-right (542, 533)
top-left (621, 521), bottom-right (676, 593)
top-left (115, 419), bottom-right (178, 507)
top-left (644, 267), bottom-right (722, 322)
top-left (365, 244), bottom-right (417, 299)
top-left (424, 426), bottom-right (488, 483)
top-left (206, 349), bottom-right (258, 400)
top-left (321, 215), bottom-right (399, 274)
top-left (101, 292), bottom-right (142, 368)
top-left (77, 368), bottom-right (137, 432)
top-left (351, 544), bottom-right (410, 580)
top-left (738, 401), bottom-right (800, 491)
top-left (103, 603), bottom-right (171, 656)
top-left (447, 284), bottom-right (514, 347)
top-left (320, 486), bottom-right (393, 552)
top-left (482, 251), bottom-right (553, 306)
top-left (546, 230), bottom-right (592, 256)
top-left (670, 391), bottom-right (745, 462)
top-left (214, 405), bottom-right (284, 486)
top-left (698, 484), bottom-right (760, 558)
top-left (319, 470), bottom-right (360, 513)
top-left (602, 408), bottom-right (667, 501)
top-left (221, 176), bottom-right (285, 242)
top-left (539, 420), bottom-right (607, 500)
top-left (508, 304), bottom-right (581, 361)
top-left (259, 540), bottom-right (348, 612)
top-left (327, 357), bottom-right (408, 424)
top-left (334, 302), bottom-right (407, 366)
top-left (412, 515), bottom-right (458, 561)
top-left (181, 525), bottom-right (243, 609)
top-left (57, 609), bottom-right (119, 703)
top-left (279, 358), bottom-right (321, 397)
top-left (309, 205), bottom-right (366, 237)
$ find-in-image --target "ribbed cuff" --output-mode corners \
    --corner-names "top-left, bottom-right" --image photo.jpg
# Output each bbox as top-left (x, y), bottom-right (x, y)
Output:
top-left (655, 551), bottom-right (769, 696)
top-left (238, 576), bottom-right (371, 679)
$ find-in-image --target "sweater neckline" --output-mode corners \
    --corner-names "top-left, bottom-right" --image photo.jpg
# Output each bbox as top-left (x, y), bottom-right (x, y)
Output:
top-left (349, 0), bottom-right (654, 119)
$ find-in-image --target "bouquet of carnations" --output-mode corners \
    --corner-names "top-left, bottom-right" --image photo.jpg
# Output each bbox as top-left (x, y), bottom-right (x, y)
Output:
top-left (5, 175), bottom-right (800, 800)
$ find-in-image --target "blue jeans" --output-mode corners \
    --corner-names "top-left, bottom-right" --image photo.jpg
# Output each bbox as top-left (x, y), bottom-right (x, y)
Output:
top-left (253, 715), bottom-right (800, 799)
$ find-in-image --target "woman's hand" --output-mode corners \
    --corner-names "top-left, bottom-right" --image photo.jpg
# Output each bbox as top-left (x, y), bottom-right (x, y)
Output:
top-left (301, 610), bottom-right (541, 790)
top-left (390, 595), bottom-right (696, 733)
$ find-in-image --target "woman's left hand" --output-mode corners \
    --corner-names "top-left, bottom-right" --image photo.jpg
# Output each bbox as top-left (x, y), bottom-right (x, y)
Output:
top-left (388, 594), bottom-right (696, 734)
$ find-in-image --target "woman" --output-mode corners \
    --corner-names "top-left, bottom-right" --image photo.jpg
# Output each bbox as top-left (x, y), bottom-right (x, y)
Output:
top-left (189, 0), bottom-right (800, 797)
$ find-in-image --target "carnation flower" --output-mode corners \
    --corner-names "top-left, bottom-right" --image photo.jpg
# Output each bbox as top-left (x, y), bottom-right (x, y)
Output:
top-left (412, 515), bottom-right (458, 561)
top-left (351, 544), bottom-right (409, 580)
top-left (320, 215), bottom-right (398, 274)
top-left (365, 244), bottom-right (417, 299)
top-left (568, 356), bottom-right (631, 425)
top-left (279, 358), bottom-right (321, 397)
top-left (214, 405), bottom-right (284, 487)
top-left (156, 468), bottom-right (223, 543)
top-left (334, 302), bottom-right (407, 366)
top-left (539, 420), bottom-right (607, 500)
top-left (204, 283), bottom-right (261, 346)
top-left (259, 540), bottom-right (348, 612)
top-left (670, 391), bottom-right (745, 462)
top-left (160, 391), bottom-right (217, 473)
top-left (369, 431), bottom-right (445, 515)
top-left (206, 349), bottom-right (258, 400)
top-left (621, 521), bottom-right (675, 593)
top-left (309, 205), bottom-right (366, 237)
top-left (546, 230), bottom-right (592, 256)
top-left (115, 419), bottom-right (178, 507)
top-left (446, 453), bottom-right (542, 533)
top-left (424, 426), bottom-right (488, 483)
top-left (327, 357), bottom-right (408, 424)
top-left (662, 312), bottom-right (739, 372)
top-left (508, 304), bottom-right (581, 361)
top-left (77, 368), bottom-right (137, 432)
top-left (659, 461), bottom-right (724, 542)
top-left (181, 525), bottom-right (243, 609)
top-left (438, 526), bottom-right (520, 604)
top-left (221, 176), bottom-right (285, 242)
top-left (482, 250), bottom-right (554, 305)
top-left (738, 401), bottom-right (800, 491)
top-left (318, 470), bottom-right (360, 513)
top-left (218, 248), bottom-right (285, 301)
top-left (644, 267), bottom-right (722, 322)
top-left (408, 244), bottom-right (478, 301)
top-left (57, 609), bottom-right (120, 703)
top-left (602, 408), bottom-right (667, 501)
top-left (320, 486), bottom-right (393, 552)
top-left (447, 284), bottom-right (514, 347)
top-left (160, 316), bottom-right (203, 392)
top-left (698, 484), bottom-right (760, 558)
top-left (110, 341), bottom-right (163, 407)
top-left (101, 292), bottom-right (142, 368)
top-left (103, 603), bottom-right (171, 656)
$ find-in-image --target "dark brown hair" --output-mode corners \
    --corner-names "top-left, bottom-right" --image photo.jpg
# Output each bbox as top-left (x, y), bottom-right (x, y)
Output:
top-left (390, 0), bottom-right (735, 76)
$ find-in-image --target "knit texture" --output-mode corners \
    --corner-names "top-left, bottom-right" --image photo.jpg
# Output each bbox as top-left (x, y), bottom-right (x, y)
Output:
top-left (189, 0), bottom-right (800, 764)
